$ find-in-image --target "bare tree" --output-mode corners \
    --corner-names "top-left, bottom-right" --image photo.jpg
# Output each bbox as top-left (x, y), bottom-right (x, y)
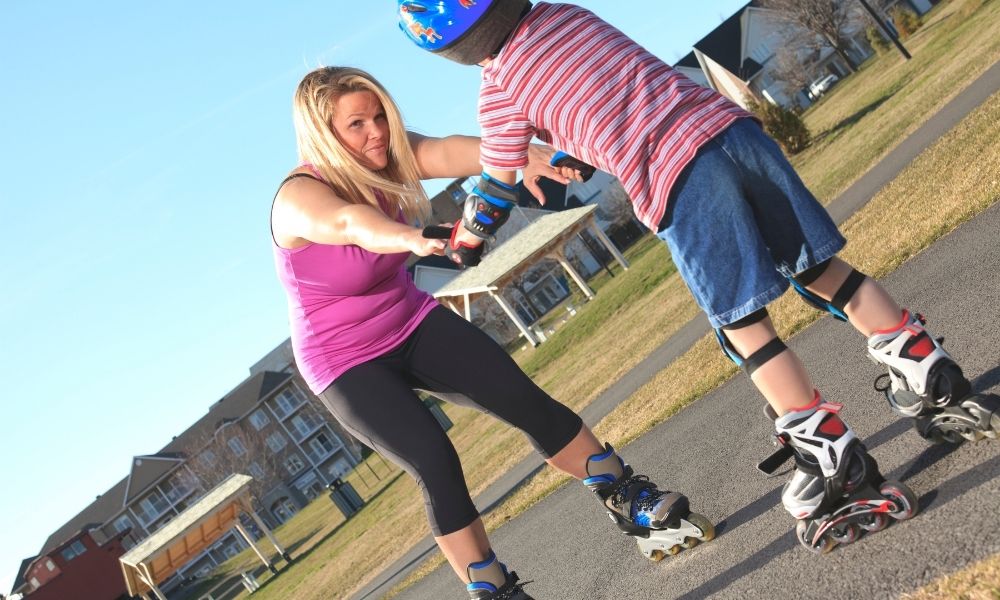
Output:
top-left (183, 420), bottom-right (288, 505)
top-left (596, 179), bottom-right (637, 227)
top-left (769, 43), bottom-right (819, 98)
top-left (760, 0), bottom-right (864, 73)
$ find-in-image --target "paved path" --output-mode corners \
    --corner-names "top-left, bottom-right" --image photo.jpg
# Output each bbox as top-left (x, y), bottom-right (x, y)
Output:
top-left (353, 63), bottom-right (1000, 600)
top-left (400, 200), bottom-right (1000, 600)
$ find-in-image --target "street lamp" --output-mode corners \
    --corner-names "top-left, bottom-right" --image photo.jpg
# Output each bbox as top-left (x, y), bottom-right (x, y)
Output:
top-left (858, 0), bottom-right (912, 60)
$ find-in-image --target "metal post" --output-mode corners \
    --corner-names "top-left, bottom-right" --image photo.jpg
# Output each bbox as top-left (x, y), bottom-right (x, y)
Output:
top-left (488, 289), bottom-right (539, 346)
top-left (234, 522), bottom-right (277, 574)
top-left (588, 223), bottom-right (629, 271)
top-left (551, 250), bottom-right (595, 300)
top-left (858, 0), bottom-right (912, 60)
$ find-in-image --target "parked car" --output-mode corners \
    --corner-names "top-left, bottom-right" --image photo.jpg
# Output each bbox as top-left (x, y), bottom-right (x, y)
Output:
top-left (808, 73), bottom-right (839, 100)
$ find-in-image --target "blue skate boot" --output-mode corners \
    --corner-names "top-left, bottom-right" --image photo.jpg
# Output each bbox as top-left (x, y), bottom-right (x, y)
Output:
top-left (585, 443), bottom-right (714, 560)
top-left (466, 550), bottom-right (532, 600)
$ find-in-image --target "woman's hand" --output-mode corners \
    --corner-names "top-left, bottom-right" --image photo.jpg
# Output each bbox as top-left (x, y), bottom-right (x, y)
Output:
top-left (404, 228), bottom-right (446, 257)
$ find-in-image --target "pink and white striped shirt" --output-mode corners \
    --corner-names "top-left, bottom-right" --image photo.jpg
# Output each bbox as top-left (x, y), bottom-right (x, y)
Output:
top-left (478, 2), bottom-right (753, 231)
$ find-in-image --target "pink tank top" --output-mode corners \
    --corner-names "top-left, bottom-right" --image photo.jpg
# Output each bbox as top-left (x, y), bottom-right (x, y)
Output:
top-left (272, 168), bottom-right (438, 393)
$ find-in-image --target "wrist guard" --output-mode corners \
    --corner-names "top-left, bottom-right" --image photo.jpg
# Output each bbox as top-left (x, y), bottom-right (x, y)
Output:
top-left (422, 221), bottom-right (484, 268)
top-left (462, 172), bottom-right (517, 240)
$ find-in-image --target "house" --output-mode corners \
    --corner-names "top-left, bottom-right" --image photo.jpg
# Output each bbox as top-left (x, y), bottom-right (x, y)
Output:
top-left (674, 1), bottom-right (881, 108)
top-left (13, 530), bottom-right (131, 600)
top-left (15, 368), bottom-right (363, 597)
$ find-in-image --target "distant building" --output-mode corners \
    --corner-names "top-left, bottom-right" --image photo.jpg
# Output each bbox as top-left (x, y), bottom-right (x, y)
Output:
top-left (15, 367), bottom-right (363, 597)
top-left (672, 0), bottom-right (914, 108)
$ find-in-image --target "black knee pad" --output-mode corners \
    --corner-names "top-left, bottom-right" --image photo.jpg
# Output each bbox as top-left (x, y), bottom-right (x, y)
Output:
top-left (789, 264), bottom-right (867, 321)
top-left (715, 310), bottom-right (787, 376)
top-left (722, 308), bottom-right (769, 330)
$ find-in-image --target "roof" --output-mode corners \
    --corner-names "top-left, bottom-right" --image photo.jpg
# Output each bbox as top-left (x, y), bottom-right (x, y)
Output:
top-left (120, 474), bottom-right (254, 596)
top-left (37, 477), bottom-right (129, 557)
top-left (689, 1), bottom-right (764, 80)
top-left (12, 555), bottom-right (37, 593)
top-left (434, 204), bottom-right (598, 298)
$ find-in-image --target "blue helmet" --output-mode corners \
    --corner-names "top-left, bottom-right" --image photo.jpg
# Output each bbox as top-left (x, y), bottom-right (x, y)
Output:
top-left (397, 0), bottom-right (531, 65)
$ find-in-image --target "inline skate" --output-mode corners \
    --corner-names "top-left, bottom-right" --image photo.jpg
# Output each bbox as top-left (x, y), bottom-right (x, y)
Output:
top-left (585, 443), bottom-right (715, 560)
top-left (867, 310), bottom-right (1000, 443)
top-left (758, 394), bottom-right (918, 553)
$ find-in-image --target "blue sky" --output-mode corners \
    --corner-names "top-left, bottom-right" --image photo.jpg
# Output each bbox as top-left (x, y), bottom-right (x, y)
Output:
top-left (0, 0), bottom-right (749, 591)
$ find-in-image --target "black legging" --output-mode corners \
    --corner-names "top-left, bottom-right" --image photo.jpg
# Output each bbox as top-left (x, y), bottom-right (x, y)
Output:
top-left (318, 306), bottom-right (583, 535)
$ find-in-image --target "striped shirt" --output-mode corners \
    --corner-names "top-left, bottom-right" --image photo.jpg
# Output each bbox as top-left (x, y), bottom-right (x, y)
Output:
top-left (478, 2), bottom-right (753, 231)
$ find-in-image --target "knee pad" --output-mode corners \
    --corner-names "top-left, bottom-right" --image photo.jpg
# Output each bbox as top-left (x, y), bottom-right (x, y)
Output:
top-left (789, 261), bottom-right (867, 322)
top-left (715, 309), bottom-right (787, 376)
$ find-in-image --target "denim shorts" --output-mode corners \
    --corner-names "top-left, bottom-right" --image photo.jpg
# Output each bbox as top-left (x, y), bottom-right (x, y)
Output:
top-left (657, 118), bottom-right (845, 329)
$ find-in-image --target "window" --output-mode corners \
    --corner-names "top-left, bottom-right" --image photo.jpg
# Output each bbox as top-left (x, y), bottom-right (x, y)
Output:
top-left (265, 431), bottom-right (287, 453)
top-left (45, 559), bottom-right (56, 571)
top-left (138, 490), bottom-right (170, 523)
top-left (285, 454), bottom-right (305, 475)
top-left (113, 515), bottom-right (134, 534)
top-left (293, 471), bottom-right (324, 500)
top-left (273, 387), bottom-right (305, 419)
top-left (60, 539), bottom-right (87, 562)
top-left (30, 577), bottom-right (40, 590)
top-left (290, 413), bottom-right (324, 439)
top-left (228, 437), bottom-right (247, 456)
top-left (248, 409), bottom-right (270, 431)
top-left (160, 475), bottom-right (192, 504)
top-left (308, 433), bottom-right (334, 459)
top-left (198, 449), bottom-right (217, 469)
top-left (248, 462), bottom-right (265, 479)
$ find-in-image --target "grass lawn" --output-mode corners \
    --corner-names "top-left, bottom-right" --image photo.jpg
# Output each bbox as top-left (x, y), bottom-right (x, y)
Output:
top-left (205, 1), bottom-right (1000, 598)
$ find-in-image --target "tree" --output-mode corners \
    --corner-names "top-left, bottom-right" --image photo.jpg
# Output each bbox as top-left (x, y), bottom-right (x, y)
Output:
top-left (596, 179), bottom-right (637, 228)
top-left (760, 0), bottom-right (864, 73)
top-left (183, 419), bottom-right (289, 506)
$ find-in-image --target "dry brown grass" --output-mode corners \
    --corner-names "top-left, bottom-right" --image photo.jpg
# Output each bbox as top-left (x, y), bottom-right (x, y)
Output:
top-left (214, 4), bottom-right (1000, 597)
top-left (901, 553), bottom-right (1000, 600)
top-left (792, 0), bottom-right (1000, 204)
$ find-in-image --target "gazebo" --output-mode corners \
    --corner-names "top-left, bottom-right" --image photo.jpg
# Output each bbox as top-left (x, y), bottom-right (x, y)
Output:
top-left (433, 205), bottom-right (628, 346)
top-left (119, 474), bottom-right (290, 600)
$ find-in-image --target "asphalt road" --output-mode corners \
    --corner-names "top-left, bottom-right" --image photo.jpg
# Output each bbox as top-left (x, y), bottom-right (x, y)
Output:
top-left (355, 61), bottom-right (1000, 600)
top-left (397, 198), bottom-right (1000, 600)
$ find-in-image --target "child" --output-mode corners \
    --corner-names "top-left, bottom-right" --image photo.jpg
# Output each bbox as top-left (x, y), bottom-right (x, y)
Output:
top-left (397, 0), bottom-right (999, 554)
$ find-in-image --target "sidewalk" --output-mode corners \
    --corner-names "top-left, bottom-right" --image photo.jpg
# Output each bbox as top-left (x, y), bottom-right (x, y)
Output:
top-left (352, 59), bottom-right (1000, 600)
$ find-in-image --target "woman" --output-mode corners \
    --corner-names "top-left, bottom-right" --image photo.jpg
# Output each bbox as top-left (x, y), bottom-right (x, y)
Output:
top-left (271, 66), bottom-right (709, 600)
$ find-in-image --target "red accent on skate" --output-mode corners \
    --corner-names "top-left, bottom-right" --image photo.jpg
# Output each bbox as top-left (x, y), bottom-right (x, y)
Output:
top-left (909, 334), bottom-right (935, 358)
top-left (785, 391), bottom-right (823, 417)
top-left (873, 310), bottom-right (911, 335)
top-left (818, 415), bottom-right (847, 437)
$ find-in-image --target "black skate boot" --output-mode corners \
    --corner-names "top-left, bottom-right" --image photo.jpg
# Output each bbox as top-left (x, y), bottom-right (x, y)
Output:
top-left (466, 550), bottom-right (532, 600)
top-left (758, 393), bottom-right (918, 553)
top-left (584, 443), bottom-right (714, 560)
top-left (867, 310), bottom-right (1000, 443)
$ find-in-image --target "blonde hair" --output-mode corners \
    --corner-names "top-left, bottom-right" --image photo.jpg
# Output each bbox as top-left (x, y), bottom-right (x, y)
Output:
top-left (292, 66), bottom-right (429, 224)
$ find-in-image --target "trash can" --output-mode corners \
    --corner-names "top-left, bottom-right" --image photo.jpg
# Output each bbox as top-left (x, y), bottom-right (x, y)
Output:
top-left (424, 398), bottom-right (453, 431)
top-left (328, 478), bottom-right (365, 518)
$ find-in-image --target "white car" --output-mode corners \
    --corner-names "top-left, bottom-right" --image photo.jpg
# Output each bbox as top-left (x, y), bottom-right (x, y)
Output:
top-left (808, 74), bottom-right (839, 99)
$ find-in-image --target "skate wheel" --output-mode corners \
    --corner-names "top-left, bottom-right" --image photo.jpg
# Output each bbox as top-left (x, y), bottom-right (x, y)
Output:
top-left (880, 481), bottom-right (918, 520)
top-left (686, 512), bottom-right (716, 543)
top-left (986, 411), bottom-right (1000, 439)
top-left (681, 537), bottom-right (699, 549)
top-left (795, 520), bottom-right (835, 554)
top-left (646, 549), bottom-right (665, 562)
top-left (859, 512), bottom-right (889, 533)
top-left (829, 523), bottom-right (860, 545)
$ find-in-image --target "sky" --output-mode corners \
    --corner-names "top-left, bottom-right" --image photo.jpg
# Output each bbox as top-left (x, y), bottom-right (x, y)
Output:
top-left (0, 0), bottom-right (750, 592)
